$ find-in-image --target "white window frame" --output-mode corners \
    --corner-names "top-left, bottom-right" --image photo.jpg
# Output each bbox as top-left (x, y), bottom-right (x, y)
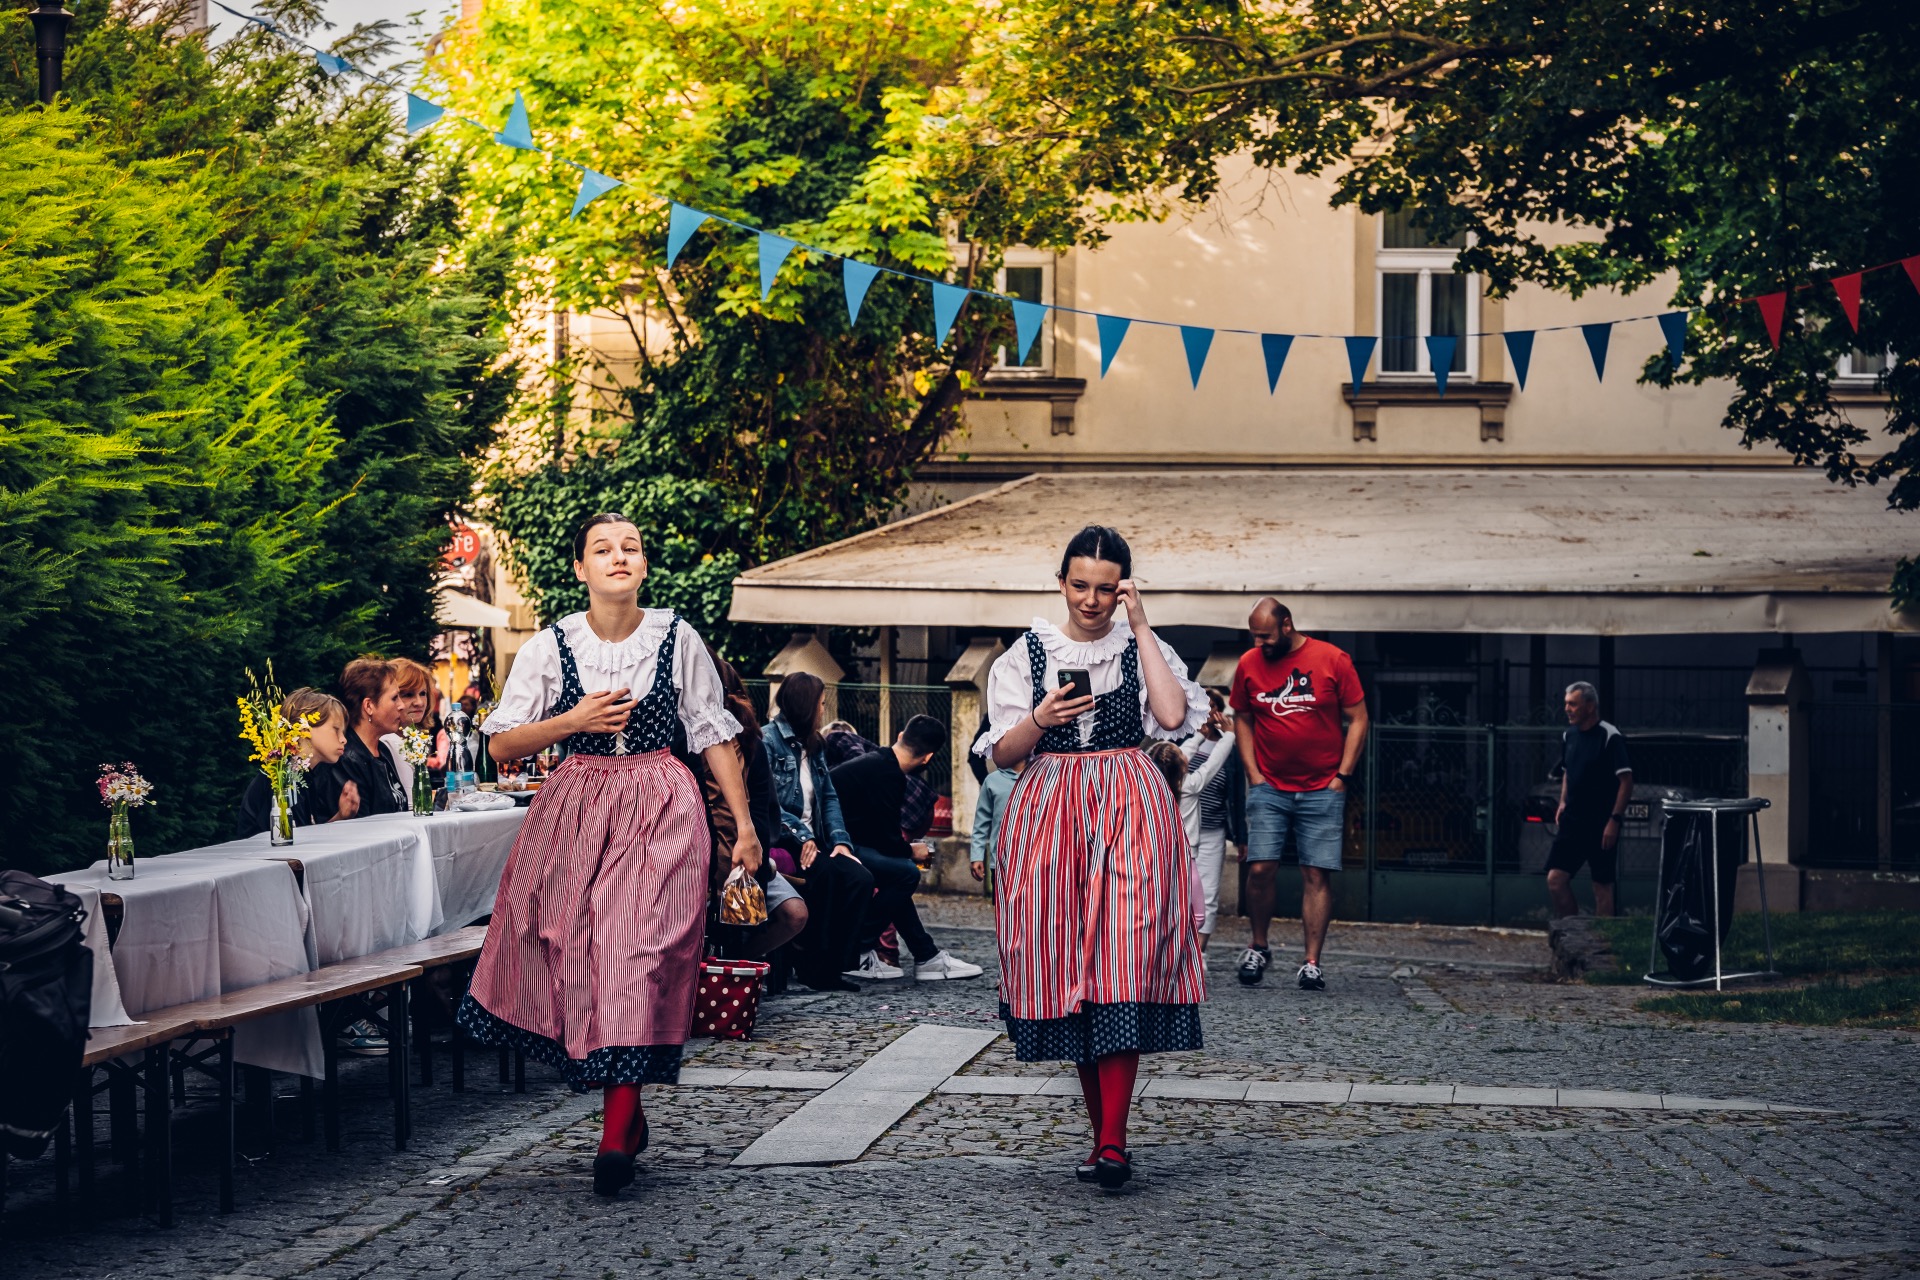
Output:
top-left (989, 249), bottom-right (1054, 376)
top-left (1375, 219), bottom-right (1478, 382)
top-left (1835, 347), bottom-right (1894, 384)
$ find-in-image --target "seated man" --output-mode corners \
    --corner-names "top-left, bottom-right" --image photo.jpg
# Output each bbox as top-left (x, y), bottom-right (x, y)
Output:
top-left (829, 715), bottom-right (982, 983)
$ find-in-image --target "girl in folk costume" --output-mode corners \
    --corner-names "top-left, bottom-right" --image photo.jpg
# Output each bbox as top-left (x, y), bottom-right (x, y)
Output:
top-left (456, 514), bottom-right (760, 1197)
top-left (976, 525), bottom-right (1209, 1190)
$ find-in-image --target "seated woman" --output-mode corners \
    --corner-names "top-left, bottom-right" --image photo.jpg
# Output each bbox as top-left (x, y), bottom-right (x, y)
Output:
top-left (380, 657), bottom-right (441, 794)
top-left (235, 688), bottom-right (359, 837)
top-left (764, 673), bottom-right (875, 993)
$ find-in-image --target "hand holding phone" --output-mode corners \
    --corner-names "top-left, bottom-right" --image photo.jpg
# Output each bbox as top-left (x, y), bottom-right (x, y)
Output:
top-left (1035, 669), bottom-right (1097, 729)
top-left (1057, 668), bottom-right (1093, 702)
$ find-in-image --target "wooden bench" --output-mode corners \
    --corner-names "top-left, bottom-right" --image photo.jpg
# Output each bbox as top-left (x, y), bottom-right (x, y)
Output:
top-left (66, 957), bottom-right (422, 1226)
top-left (354, 927), bottom-right (496, 1092)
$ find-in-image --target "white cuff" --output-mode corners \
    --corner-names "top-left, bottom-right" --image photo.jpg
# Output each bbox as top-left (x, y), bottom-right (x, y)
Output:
top-left (682, 708), bottom-right (744, 755)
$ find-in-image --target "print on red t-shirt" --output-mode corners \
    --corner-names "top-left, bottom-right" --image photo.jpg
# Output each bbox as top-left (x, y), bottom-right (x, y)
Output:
top-left (1229, 637), bottom-right (1364, 791)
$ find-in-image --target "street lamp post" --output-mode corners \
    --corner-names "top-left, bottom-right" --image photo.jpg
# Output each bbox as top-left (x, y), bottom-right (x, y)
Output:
top-left (27, 1), bottom-right (74, 105)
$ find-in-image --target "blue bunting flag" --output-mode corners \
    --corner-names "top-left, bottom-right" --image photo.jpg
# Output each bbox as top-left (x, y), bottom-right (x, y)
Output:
top-left (405, 93), bottom-right (445, 133)
top-left (314, 51), bottom-right (351, 77)
top-left (569, 167), bottom-right (621, 221)
top-left (1344, 335), bottom-right (1376, 387)
top-left (1504, 331), bottom-right (1535, 391)
top-left (1658, 312), bottom-right (1688, 368)
top-left (1180, 326), bottom-right (1214, 388)
top-left (1582, 322), bottom-right (1612, 382)
top-left (1011, 300), bottom-right (1048, 364)
top-left (665, 204), bottom-right (710, 268)
top-left (758, 234), bottom-right (798, 300)
top-left (843, 259), bottom-right (880, 326)
top-left (931, 283), bottom-right (970, 348)
top-left (1426, 335), bottom-right (1458, 398)
top-left (495, 90), bottom-right (537, 151)
top-left (1097, 315), bottom-right (1132, 377)
top-left (1260, 334), bottom-right (1293, 393)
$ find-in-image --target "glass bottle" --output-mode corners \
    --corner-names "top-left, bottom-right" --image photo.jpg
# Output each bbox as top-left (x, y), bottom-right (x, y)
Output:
top-left (106, 804), bottom-right (135, 880)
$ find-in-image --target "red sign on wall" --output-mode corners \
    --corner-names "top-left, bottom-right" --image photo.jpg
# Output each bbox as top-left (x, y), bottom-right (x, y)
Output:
top-left (444, 525), bottom-right (481, 569)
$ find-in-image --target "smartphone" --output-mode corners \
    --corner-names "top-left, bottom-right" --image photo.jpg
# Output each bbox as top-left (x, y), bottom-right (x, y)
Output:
top-left (1057, 668), bottom-right (1093, 702)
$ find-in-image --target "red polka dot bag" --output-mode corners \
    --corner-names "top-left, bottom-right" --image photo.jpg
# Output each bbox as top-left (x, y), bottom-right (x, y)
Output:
top-left (693, 958), bottom-right (771, 1040)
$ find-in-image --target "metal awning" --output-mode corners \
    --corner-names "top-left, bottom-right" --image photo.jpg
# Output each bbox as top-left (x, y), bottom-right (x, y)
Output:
top-left (435, 587), bottom-right (512, 630)
top-left (728, 469), bottom-right (1918, 635)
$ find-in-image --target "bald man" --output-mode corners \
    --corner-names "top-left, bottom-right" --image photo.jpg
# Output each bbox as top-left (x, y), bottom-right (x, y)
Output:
top-left (1228, 599), bottom-right (1368, 991)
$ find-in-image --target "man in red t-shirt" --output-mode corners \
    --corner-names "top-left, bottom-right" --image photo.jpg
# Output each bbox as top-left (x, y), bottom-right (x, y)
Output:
top-left (1229, 598), bottom-right (1368, 991)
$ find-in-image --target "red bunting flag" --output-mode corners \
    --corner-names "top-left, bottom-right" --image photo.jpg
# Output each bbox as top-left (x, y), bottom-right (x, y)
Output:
top-left (1831, 272), bottom-right (1863, 333)
top-left (1905, 255), bottom-right (1920, 297)
top-left (1754, 292), bottom-right (1787, 350)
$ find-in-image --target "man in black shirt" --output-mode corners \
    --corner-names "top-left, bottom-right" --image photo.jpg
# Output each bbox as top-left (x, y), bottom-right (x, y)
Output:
top-left (829, 715), bottom-right (983, 983)
top-left (1547, 681), bottom-right (1633, 918)
top-left (307, 656), bottom-right (411, 822)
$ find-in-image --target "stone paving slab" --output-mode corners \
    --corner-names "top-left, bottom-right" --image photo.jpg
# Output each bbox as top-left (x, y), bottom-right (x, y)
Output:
top-left (1142, 1077), bottom-right (1252, 1101)
top-left (934, 1075), bottom-right (1049, 1096)
top-left (1559, 1087), bottom-right (1665, 1109)
top-left (1349, 1082), bottom-right (1457, 1105)
top-left (731, 1023), bottom-right (996, 1166)
top-left (1245, 1080), bottom-right (1355, 1104)
top-left (1454, 1084), bottom-right (1560, 1107)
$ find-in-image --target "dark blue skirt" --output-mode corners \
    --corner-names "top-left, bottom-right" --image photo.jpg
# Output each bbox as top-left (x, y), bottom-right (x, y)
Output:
top-left (455, 994), bottom-right (682, 1091)
top-left (999, 1000), bottom-right (1203, 1066)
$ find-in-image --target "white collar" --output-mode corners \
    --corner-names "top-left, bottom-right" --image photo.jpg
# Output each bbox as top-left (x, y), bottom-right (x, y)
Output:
top-left (1030, 616), bottom-right (1134, 664)
top-left (561, 610), bottom-right (674, 675)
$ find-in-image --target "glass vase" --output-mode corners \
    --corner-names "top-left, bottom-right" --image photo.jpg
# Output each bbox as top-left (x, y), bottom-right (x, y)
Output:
top-left (269, 783), bottom-right (296, 847)
top-left (411, 762), bottom-right (434, 817)
top-left (106, 805), bottom-right (135, 881)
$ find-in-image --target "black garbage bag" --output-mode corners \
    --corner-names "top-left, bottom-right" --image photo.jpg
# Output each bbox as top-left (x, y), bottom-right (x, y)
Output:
top-left (1655, 811), bottom-right (1744, 982)
top-left (0, 870), bottom-right (92, 1159)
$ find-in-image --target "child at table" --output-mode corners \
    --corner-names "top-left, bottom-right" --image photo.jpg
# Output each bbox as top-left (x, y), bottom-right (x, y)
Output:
top-left (234, 688), bottom-right (361, 838)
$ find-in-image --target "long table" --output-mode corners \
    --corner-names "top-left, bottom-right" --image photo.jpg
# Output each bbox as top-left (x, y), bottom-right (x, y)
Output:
top-left (51, 806), bottom-right (526, 1077)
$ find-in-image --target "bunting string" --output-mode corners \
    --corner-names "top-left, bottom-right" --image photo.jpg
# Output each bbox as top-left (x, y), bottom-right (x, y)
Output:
top-left (215, 1), bottom-right (1917, 396)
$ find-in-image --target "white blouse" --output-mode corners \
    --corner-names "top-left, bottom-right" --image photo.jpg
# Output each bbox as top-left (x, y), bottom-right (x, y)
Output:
top-left (972, 618), bottom-right (1207, 758)
top-left (482, 611), bottom-right (741, 755)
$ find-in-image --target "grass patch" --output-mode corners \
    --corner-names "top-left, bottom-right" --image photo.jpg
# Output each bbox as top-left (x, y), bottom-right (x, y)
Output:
top-left (1585, 910), bottom-right (1920, 983)
top-left (1637, 975), bottom-right (1920, 1029)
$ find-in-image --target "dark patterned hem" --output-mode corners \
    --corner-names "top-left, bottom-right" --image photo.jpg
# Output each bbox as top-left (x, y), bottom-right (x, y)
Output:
top-left (999, 1000), bottom-right (1203, 1065)
top-left (456, 994), bottom-right (683, 1091)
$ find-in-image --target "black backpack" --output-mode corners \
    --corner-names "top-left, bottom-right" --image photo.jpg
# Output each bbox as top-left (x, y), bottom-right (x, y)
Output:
top-left (0, 870), bottom-right (92, 1159)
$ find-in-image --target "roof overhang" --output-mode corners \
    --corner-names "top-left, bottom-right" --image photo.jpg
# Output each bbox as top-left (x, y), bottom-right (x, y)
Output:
top-left (728, 469), bottom-right (1918, 636)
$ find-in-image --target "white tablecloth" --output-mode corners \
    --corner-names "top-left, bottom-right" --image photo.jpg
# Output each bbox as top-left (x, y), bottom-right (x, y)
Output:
top-left (63, 884), bottom-right (132, 1028)
top-left (51, 857), bottom-right (321, 1076)
top-left (58, 806), bottom-right (528, 1078)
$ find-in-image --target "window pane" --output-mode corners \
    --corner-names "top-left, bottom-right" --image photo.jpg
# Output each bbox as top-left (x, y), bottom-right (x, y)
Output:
top-left (1846, 349), bottom-right (1889, 377)
top-left (1430, 273), bottom-right (1469, 372)
top-left (998, 266), bottom-right (1047, 368)
top-left (1383, 208), bottom-right (1467, 250)
top-left (1381, 273), bottom-right (1419, 373)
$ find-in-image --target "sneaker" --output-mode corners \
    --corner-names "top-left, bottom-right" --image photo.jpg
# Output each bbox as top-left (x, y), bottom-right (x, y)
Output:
top-left (843, 950), bottom-right (906, 981)
top-left (1297, 961), bottom-right (1327, 991)
top-left (1236, 946), bottom-right (1271, 986)
top-left (914, 950), bottom-right (983, 982)
top-left (339, 1018), bottom-right (389, 1056)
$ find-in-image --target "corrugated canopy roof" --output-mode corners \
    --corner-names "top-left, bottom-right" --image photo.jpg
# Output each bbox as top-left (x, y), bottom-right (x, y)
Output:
top-left (729, 469), bottom-right (1918, 635)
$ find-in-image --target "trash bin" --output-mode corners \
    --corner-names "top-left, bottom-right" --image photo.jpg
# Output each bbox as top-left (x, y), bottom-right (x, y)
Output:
top-left (1645, 797), bottom-right (1778, 990)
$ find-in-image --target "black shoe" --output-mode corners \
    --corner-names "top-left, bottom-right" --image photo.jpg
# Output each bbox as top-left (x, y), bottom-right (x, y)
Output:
top-left (592, 1150), bottom-right (635, 1197)
top-left (1093, 1144), bottom-right (1132, 1191)
top-left (1296, 961), bottom-right (1327, 992)
top-left (1077, 1147), bottom-right (1128, 1183)
top-left (1237, 946), bottom-right (1271, 986)
top-left (637, 1116), bottom-right (650, 1155)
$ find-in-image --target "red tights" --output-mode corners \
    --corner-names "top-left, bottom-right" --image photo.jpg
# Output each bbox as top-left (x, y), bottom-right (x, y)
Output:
top-left (1076, 1051), bottom-right (1140, 1158)
top-left (599, 1083), bottom-right (646, 1156)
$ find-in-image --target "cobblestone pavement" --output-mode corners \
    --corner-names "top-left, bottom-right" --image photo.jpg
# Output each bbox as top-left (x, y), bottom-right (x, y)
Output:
top-left (5, 902), bottom-right (1914, 1280)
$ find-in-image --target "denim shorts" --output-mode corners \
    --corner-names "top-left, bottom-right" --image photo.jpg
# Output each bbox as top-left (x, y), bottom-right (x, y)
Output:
top-left (1245, 783), bottom-right (1347, 870)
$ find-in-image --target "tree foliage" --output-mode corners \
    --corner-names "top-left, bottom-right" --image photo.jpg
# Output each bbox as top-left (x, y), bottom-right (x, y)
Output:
top-left (959, 0), bottom-right (1920, 602)
top-left (429, 0), bottom-right (1022, 659)
top-left (0, 1), bottom-right (515, 871)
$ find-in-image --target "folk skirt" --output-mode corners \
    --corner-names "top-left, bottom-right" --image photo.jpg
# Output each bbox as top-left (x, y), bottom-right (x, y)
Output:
top-left (456, 750), bottom-right (708, 1089)
top-left (993, 747), bottom-right (1206, 1065)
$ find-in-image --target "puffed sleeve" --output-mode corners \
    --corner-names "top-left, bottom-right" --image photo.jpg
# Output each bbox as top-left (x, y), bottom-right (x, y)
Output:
top-left (482, 628), bottom-right (559, 736)
top-left (1141, 634), bottom-right (1209, 741)
top-left (970, 642), bottom-right (1037, 759)
top-left (673, 620), bottom-right (744, 754)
